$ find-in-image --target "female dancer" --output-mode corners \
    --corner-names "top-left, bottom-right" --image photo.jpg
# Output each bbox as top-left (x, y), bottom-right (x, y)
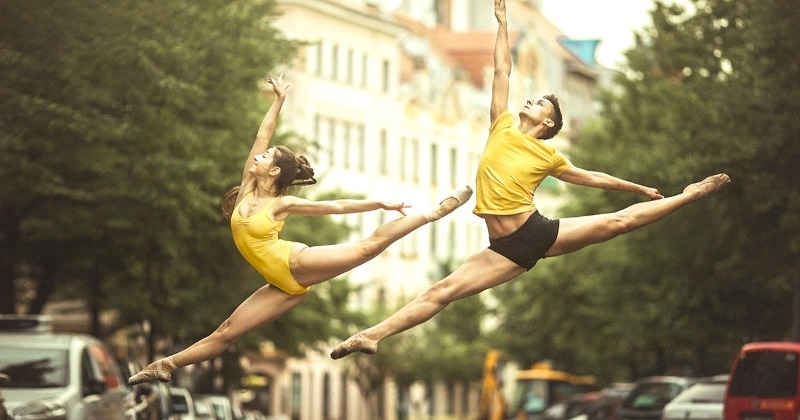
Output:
top-left (128, 74), bottom-right (471, 384)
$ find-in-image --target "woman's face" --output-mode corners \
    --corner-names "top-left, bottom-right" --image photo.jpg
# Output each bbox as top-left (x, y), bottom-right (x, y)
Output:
top-left (251, 147), bottom-right (277, 175)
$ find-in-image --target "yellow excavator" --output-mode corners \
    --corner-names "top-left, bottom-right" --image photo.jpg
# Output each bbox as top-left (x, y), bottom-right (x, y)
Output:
top-left (478, 349), bottom-right (507, 420)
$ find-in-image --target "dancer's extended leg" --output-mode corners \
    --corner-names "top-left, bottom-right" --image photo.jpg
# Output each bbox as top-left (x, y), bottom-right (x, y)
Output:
top-left (546, 173), bottom-right (729, 256)
top-left (292, 186), bottom-right (472, 286)
top-left (129, 285), bottom-right (307, 385)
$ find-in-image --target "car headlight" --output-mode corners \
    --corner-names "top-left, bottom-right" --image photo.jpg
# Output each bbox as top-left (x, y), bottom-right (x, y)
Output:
top-left (11, 399), bottom-right (67, 420)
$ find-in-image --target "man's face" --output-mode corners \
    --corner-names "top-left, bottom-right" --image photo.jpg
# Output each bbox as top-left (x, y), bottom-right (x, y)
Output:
top-left (519, 97), bottom-right (555, 125)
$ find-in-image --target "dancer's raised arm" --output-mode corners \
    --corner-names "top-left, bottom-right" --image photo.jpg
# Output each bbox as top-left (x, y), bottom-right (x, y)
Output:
top-left (490, 0), bottom-right (511, 123)
top-left (241, 74), bottom-right (290, 182)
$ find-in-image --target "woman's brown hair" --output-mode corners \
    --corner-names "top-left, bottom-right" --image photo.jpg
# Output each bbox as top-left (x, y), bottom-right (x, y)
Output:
top-left (220, 145), bottom-right (317, 220)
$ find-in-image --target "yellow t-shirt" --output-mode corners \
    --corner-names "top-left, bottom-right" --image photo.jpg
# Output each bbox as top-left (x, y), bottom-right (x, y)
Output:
top-left (473, 110), bottom-right (571, 216)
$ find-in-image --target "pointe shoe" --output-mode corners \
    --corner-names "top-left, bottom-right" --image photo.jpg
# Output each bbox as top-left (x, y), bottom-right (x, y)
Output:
top-left (330, 333), bottom-right (378, 360)
top-left (128, 356), bottom-right (176, 385)
top-left (425, 186), bottom-right (473, 222)
top-left (685, 173), bottom-right (730, 195)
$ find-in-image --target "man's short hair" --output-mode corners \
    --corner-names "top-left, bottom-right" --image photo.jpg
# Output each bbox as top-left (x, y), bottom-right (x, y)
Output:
top-left (542, 94), bottom-right (563, 139)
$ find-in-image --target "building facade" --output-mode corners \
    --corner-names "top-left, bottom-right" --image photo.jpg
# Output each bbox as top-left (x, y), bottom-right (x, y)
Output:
top-left (238, 0), bottom-right (604, 418)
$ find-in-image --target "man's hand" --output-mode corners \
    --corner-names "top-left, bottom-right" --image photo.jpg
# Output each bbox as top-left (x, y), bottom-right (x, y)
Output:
top-left (494, 0), bottom-right (506, 22)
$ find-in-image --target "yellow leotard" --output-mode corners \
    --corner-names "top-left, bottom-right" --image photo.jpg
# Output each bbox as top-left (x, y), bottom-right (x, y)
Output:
top-left (230, 193), bottom-right (309, 295)
top-left (473, 110), bottom-right (571, 216)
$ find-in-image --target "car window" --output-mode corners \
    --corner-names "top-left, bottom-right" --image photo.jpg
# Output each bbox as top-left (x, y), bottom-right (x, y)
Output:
top-left (172, 393), bottom-right (192, 414)
top-left (728, 350), bottom-right (798, 398)
top-left (0, 347), bottom-right (69, 388)
top-left (625, 383), bottom-right (684, 409)
top-left (88, 343), bottom-right (123, 390)
top-left (672, 383), bottom-right (726, 404)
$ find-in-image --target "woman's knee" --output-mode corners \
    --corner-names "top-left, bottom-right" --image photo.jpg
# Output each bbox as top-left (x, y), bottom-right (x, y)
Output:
top-left (210, 318), bottom-right (239, 346)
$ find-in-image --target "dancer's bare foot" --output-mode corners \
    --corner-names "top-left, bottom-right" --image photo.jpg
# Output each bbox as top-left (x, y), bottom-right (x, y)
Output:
top-left (330, 333), bottom-right (378, 359)
top-left (425, 186), bottom-right (473, 222)
top-left (683, 173), bottom-right (730, 196)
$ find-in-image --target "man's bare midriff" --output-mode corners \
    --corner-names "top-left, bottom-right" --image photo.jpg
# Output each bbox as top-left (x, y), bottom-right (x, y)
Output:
top-left (481, 210), bottom-right (536, 239)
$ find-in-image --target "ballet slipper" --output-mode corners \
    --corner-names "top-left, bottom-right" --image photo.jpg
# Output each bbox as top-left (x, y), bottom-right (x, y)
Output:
top-left (128, 356), bottom-right (176, 385)
top-left (425, 186), bottom-right (473, 222)
top-left (683, 174), bottom-right (730, 196)
top-left (330, 333), bottom-right (378, 360)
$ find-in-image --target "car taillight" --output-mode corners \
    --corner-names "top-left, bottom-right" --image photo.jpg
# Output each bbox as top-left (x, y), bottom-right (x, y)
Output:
top-left (758, 399), bottom-right (795, 411)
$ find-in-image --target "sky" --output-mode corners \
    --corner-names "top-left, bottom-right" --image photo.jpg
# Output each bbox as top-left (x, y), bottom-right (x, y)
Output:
top-left (541, 0), bottom-right (659, 68)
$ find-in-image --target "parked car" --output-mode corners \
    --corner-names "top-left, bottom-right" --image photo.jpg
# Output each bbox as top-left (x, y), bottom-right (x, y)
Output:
top-left (118, 359), bottom-right (173, 419)
top-left (661, 375), bottom-right (728, 420)
top-left (619, 376), bottom-right (695, 420)
top-left (170, 387), bottom-right (197, 420)
top-left (0, 315), bottom-right (130, 419)
top-left (0, 373), bottom-right (10, 420)
top-left (196, 394), bottom-right (242, 420)
top-left (194, 396), bottom-right (219, 420)
top-left (724, 342), bottom-right (800, 420)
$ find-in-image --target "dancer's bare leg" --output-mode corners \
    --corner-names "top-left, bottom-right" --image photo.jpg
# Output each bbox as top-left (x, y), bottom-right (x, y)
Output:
top-left (330, 174), bottom-right (729, 359)
top-left (331, 249), bottom-right (524, 359)
top-left (129, 285), bottom-right (306, 384)
top-left (292, 186), bottom-right (472, 287)
top-left (546, 173), bottom-right (729, 256)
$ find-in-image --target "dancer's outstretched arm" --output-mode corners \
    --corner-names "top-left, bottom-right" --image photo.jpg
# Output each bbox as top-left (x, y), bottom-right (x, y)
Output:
top-left (490, 0), bottom-right (511, 123)
top-left (274, 196), bottom-right (410, 218)
top-left (556, 166), bottom-right (664, 200)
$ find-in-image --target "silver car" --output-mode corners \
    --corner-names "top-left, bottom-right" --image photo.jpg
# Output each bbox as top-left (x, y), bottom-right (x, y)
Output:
top-left (0, 318), bottom-right (129, 420)
top-left (661, 375), bottom-right (728, 420)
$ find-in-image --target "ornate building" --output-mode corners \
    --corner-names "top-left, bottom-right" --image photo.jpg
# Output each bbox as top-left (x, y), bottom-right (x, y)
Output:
top-left (236, 1), bottom-right (604, 418)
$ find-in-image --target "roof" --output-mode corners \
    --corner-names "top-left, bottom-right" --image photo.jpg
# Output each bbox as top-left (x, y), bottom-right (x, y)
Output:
top-left (392, 0), bottom-right (597, 89)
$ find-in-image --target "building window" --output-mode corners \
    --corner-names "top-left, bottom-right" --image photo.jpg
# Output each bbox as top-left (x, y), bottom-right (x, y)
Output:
top-left (315, 42), bottom-right (323, 76)
top-left (361, 52), bottom-right (369, 87)
top-left (430, 143), bottom-right (438, 185)
top-left (331, 44), bottom-right (339, 80)
top-left (291, 372), bottom-right (301, 418)
top-left (411, 138), bottom-right (420, 183)
top-left (346, 48), bottom-right (354, 84)
top-left (449, 147), bottom-right (457, 188)
top-left (358, 124), bottom-right (366, 173)
top-left (399, 137), bottom-right (407, 181)
top-left (322, 373), bottom-right (331, 419)
top-left (328, 118), bottom-right (336, 167)
top-left (343, 122), bottom-right (351, 170)
top-left (381, 59), bottom-right (390, 92)
top-left (378, 129), bottom-right (388, 176)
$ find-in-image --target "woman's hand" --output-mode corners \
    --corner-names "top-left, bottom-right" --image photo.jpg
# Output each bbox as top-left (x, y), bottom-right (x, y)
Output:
top-left (641, 187), bottom-right (664, 200)
top-left (267, 73), bottom-right (290, 99)
top-left (381, 202), bottom-right (411, 216)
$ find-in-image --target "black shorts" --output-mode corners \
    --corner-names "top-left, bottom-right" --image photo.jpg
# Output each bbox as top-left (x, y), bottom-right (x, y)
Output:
top-left (488, 211), bottom-right (560, 270)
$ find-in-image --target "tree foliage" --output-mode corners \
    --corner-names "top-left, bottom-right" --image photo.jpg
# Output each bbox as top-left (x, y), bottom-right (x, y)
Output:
top-left (493, 0), bottom-right (799, 383)
top-left (0, 0), bottom-right (366, 360)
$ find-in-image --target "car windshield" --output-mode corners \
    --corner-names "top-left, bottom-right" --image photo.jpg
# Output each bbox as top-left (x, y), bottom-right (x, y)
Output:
top-left (624, 383), bottom-right (685, 409)
top-left (172, 393), bottom-right (191, 414)
top-left (728, 350), bottom-right (798, 398)
top-left (0, 348), bottom-right (69, 388)
top-left (672, 383), bottom-right (726, 404)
